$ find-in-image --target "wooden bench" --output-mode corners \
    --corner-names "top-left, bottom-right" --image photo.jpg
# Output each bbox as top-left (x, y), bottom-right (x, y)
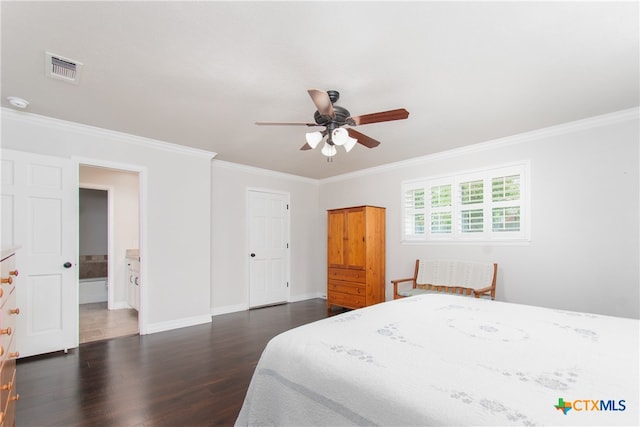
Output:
top-left (392, 259), bottom-right (498, 300)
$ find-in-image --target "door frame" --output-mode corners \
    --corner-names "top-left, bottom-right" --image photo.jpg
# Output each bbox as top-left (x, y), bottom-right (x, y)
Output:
top-left (78, 183), bottom-right (115, 309)
top-left (246, 187), bottom-right (291, 308)
top-left (74, 157), bottom-right (148, 334)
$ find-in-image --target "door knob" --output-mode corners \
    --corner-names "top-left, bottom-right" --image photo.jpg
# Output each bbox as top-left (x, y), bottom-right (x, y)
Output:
top-left (250, 253), bottom-right (256, 257)
top-left (63, 262), bottom-right (73, 269)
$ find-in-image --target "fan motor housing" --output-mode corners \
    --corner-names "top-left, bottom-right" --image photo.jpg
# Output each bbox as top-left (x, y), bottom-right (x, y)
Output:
top-left (314, 105), bottom-right (351, 126)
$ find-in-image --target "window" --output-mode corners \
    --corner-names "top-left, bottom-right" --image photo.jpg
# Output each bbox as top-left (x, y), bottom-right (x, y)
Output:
top-left (402, 163), bottom-right (529, 242)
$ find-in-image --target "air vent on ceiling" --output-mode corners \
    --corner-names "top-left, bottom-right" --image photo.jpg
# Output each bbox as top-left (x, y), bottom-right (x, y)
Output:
top-left (45, 52), bottom-right (83, 84)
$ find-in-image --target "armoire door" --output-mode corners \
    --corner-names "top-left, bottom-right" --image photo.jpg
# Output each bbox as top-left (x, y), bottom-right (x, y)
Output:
top-left (327, 210), bottom-right (345, 268)
top-left (344, 208), bottom-right (366, 270)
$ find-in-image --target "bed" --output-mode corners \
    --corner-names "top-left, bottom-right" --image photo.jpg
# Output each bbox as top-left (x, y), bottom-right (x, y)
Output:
top-left (235, 294), bottom-right (639, 426)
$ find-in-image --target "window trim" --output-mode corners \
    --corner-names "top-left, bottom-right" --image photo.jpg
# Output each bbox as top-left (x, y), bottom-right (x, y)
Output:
top-left (401, 161), bottom-right (530, 244)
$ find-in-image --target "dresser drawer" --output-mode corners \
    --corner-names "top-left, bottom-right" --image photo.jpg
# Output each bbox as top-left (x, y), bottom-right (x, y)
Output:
top-left (328, 268), bottom-right (366, 283)
top-left (327, 291), bottom-right (365, 309)
top-left (0, 255), bottom-right (16, 310)
top-left (0, 290), bottom-right (16, 362)
top-left (0, 358), bottom-right (15, 418)
top-left (328, 280), bottom-right (365, 296)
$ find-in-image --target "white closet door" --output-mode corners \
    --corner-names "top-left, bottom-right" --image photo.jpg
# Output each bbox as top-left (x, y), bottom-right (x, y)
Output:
top-left (248, 190), bottom-right (289, 308)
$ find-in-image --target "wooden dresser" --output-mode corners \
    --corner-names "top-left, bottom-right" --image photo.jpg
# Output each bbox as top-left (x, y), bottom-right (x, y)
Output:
top-left (327, 206), bottom-right (385, 310)
top-left (0, 248), bottom-right (20, 426)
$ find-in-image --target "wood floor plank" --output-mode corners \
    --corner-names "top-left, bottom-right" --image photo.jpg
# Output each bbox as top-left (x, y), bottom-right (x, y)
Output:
top-left (16, 299), bottom-right (346, 426)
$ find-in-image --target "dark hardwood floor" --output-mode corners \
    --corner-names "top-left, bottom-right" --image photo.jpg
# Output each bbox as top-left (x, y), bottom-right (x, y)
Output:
top-left (17, 298), bottom-right (347, 427)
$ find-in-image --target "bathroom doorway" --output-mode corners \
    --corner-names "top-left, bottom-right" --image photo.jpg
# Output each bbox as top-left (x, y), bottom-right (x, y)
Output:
top-left (79, 166), bottom-right (140, 343)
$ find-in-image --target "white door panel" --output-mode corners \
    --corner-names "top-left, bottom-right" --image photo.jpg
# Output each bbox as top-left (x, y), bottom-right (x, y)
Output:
top-left (1, 149), bottom-right (78, 357)
top-left (248, 190), bottom-right (289, 307)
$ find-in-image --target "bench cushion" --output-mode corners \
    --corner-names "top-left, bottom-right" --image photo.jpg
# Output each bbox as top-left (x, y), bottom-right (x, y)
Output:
top-left (397, 288), bottom-right (442, 297)
top-left (416, 259), bottom-right (495, 288)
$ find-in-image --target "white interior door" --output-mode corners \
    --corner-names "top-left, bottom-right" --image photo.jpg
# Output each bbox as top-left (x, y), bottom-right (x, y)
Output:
top-left (248, 190), bottom-right (289, 308)
top-left (1, 149), bottom-right (78, 357)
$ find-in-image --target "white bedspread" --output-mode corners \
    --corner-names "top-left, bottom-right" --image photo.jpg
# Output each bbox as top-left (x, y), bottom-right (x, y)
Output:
top-left (235, 295), bottom-right (639, 426)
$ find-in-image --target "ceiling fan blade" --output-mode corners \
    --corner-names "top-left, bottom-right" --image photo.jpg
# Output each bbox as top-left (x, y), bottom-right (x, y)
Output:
top-left (347, 128), bottom-right (381, 148)
top-left (349, 108), bottom-right (409, 126)
top-left (255, 121), bottom-right (318, 126)
top-left (300, 143), bottom-right (312, 151)
top-left (307, 89), bottom-right (335, 118)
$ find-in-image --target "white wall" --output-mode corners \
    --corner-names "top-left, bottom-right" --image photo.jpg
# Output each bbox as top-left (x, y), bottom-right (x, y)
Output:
top-left (211, 161), bottom-right (322, 314)
top-left (79, 166), bottom-right (139, 306)
top-left (4, 107), bottom-right (637, 327)
top-left (1, 109), bottom-right (214, 333)
top-left (319, 109), bottom-right (639, 319)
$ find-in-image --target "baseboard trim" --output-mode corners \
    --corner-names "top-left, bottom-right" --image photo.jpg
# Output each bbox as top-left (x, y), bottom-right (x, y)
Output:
top-left (143, 314), bottom-right (212, 335)
top-left (109, 301), bottom-right (132, 310)
top-left (211, 303), bottom-right (249, 317)
top-left (211, 294), bottom-right (327, 317)
top-left (289, 292), bottom-right (325, 303)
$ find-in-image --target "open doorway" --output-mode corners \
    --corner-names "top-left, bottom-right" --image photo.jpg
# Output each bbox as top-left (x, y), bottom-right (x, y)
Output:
top-left (78, 165), bottom-right (140, 343)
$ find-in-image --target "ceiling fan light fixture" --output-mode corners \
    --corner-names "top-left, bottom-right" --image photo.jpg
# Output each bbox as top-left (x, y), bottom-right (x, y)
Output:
top-left (344, 136), bottom-right (358, 152)
top-left (332, 127), bottom-right (348, 146)
top-left (305, 131), bottom-right (323, 149)
top-left (321, 142), bottom-right (337, 157)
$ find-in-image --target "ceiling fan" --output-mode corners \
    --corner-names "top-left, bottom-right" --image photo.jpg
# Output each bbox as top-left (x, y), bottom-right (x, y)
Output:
top-left (255, 89), bottom-right (409, 158)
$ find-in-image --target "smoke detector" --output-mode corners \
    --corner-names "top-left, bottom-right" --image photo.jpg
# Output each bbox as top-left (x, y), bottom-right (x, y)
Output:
top-left (7, 97), bottom-right (29, 109)
top-left (45, 52), bottom-right (83, 84)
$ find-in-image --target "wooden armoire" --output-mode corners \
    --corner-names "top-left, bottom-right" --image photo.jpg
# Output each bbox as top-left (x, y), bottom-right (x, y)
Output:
top-left (326, 206), bottom-right (385, 310)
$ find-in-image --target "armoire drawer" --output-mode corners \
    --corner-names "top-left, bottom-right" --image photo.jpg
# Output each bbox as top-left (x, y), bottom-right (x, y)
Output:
top-left (328, 268), bottom-right (366, 283)
top-left (327, 291), bottom-right (365, 309)
top-left (328, 280), bottom-right (365, 296)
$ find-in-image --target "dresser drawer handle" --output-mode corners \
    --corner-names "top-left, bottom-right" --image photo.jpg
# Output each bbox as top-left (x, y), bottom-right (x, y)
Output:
top-left (9, 308), bottom-right (19, 316)
top-left (9, 270), bottom-right (18, 277)
top-left (10, 394), bottom-right (19, 402)
top-left (0, 327), bottom-right (11, 336)
top-left (9, 352), bottom-right (19, 359)
top-left (0, 381), bottom-right (12, 391)
top-left (0, 277), bottom-right (12, 285)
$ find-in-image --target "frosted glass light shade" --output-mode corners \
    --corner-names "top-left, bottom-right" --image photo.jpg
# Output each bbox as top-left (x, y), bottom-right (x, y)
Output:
top-left (305, 131), bottom-right (323, 149)
top-left (321, 142), bottom-right (337, 157)
top-left (332, 128), bottom-right (348, 146)
top-left (344, 136), bottom-right (358, 152)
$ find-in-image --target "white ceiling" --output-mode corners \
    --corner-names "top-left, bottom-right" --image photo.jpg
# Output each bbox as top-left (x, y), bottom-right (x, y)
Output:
top-left (2, 1), bottom-right (638, 179)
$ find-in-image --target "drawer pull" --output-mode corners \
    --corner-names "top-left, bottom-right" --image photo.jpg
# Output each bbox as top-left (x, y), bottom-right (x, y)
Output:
top-left (10, 394), bottom-right (19, 402)
top-left (0, 327), bottom-right (11, 336)
top-left (1, 381), bottom-right (12, 391)
top-left (0, 277), bottom-right (12, 285)
top-left (9, 352), bottom-right (19, 359)
top-left (9, 308), bottom-right (19, 315)
top-left (9, 270), bottom-right (18, 277)
top-left (0, 346), bottom-right (3, 356)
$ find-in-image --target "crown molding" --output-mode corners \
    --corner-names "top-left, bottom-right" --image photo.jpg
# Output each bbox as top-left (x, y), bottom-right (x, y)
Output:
top-left (4, 106), bottom-right (636, 181)
top-left (320, 107), bottom-right (640, 184)
top-left (1, 108), bottom-right (217, 159)
top-left (212, 159), bottom-right (319, 185)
